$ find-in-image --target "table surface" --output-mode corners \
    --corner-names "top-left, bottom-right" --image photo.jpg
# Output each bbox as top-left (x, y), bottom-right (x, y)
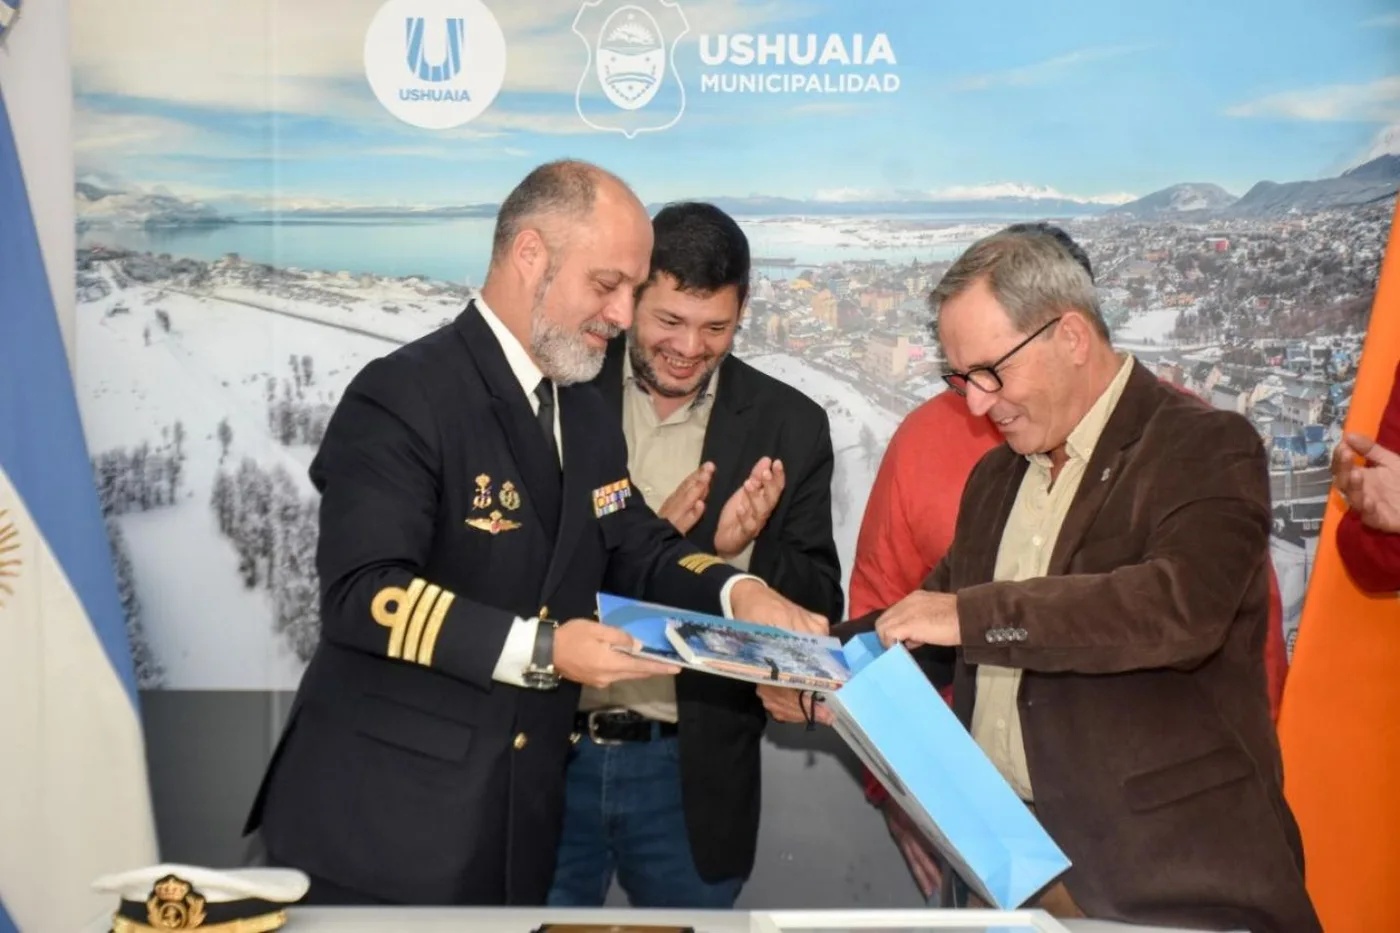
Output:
top-left (82, 905), bottom-right (1237, 933)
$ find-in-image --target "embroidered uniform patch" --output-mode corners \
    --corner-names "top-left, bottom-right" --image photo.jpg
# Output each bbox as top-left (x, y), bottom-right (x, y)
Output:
top-left (679, 552), bottom-right (726, 574)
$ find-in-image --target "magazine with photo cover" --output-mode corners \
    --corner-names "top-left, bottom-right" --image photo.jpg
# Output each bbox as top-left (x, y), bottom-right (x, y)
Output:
top-left (596, 592), bottom-right (851, 691)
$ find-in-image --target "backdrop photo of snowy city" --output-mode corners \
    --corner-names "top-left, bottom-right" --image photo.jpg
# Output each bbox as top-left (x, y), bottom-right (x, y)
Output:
top-left (75, 157), bottom-right (1399, 690)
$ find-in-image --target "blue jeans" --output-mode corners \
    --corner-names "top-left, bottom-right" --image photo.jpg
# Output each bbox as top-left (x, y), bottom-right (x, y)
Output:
top-left (546, 730), bottom-right (745, 908)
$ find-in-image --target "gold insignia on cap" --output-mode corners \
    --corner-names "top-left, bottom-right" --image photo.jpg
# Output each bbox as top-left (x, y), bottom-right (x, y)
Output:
top-left (500, 481), bottom-right (521, 511)
top-left (466, 509), bottom-right (521, 535)
top-left (679, 552), bottom-right (726, 574)
top-left (146, 874), bottom-right (206, 929)
top-left (371, 578), bottom-right (457, 667)
top-left (0, 509), bottom-right (20, 609)
top-left (473, 474), bottom-right (493, 510)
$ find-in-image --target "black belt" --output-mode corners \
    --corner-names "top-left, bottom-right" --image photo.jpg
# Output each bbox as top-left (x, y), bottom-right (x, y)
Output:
top-left (574, 708), bottom-right (678, 744)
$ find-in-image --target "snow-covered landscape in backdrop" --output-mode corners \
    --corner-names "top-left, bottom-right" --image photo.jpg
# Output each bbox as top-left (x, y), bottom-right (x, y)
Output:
top-left (75, 177), bottom-right (1394, 688)
top-left (76, 250), bottom-right (916, 689)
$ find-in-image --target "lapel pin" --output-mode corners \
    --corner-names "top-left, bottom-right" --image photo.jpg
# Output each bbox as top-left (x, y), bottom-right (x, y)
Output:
top-left (1101, 468), bottom-right (1111, 482)
top-left (473, 474), bottom-right (493, 510)
top-left (500, 481), bottom-right (521, 511)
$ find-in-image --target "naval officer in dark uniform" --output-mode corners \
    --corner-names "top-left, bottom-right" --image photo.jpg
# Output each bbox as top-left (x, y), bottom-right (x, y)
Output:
top-left (242, 160), bottom-right (826, 906)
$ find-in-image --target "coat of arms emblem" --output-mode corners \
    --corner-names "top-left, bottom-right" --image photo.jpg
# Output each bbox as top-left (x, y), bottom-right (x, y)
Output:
top-left (572, 0), bottom-right (689, 138)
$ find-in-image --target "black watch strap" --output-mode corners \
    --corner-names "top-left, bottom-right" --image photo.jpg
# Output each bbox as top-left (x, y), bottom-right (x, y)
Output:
top-left (525, 619), bottom-right (559, 688)
top-left (531, 619), bottom-right (556, 670)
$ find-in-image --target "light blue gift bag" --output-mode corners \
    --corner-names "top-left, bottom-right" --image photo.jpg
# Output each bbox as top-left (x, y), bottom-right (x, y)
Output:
top-left (596, 591), bottom-right (1072, 908)
top-left (827, 632), bottom-right (1072, 909)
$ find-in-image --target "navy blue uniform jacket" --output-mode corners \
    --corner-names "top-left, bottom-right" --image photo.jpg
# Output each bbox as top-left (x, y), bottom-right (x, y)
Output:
top-left (244, 302), bottom-right (742, 904)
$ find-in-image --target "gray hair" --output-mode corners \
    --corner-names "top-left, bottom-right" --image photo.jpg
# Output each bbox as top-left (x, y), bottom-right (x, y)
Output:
top-left (490, 159), bottom-right (626, 263)
top-left (928, 229), bottom-right (1108, 340)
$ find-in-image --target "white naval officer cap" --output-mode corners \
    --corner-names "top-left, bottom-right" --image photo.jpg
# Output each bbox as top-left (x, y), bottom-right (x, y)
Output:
top-left (92, 863), bottom-right (310, 932)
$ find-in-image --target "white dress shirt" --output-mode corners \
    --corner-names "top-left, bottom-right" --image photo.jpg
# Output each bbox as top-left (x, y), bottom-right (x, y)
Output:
top-left (474, 298), bottom-right (760, 686)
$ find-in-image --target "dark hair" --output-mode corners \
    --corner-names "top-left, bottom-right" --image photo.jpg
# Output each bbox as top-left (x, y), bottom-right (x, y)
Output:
top-left (1000, 221), bottom-right (1095, 283)
top-left (641, 201), bottom-right (750, 309)
top-left (490, 159), bottom-right (614, 263)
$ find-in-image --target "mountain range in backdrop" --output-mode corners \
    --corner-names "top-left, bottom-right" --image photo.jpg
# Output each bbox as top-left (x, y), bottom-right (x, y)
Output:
top-left (73, 156), bottom-right (1400, 231)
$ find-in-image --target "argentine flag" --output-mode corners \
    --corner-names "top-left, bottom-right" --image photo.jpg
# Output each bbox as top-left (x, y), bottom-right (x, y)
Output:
top-left (0, 82), bottom-right (159, 930)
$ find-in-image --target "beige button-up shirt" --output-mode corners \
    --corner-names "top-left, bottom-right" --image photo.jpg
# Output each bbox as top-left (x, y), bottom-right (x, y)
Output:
top-left (579, 348), bottom-right (752, 722)
top-left (971, 353), bottom-right (1136, 800)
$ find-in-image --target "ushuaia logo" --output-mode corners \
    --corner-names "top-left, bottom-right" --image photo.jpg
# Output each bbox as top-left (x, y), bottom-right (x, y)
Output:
top-left (364, 0), bottom-right (507, 130)
top-left (573, 0), bottom-right (689, 138)
top-left (570, 2), bottom-right (900, 135)
top-left (698, 32), bottom-right (899, 95)
top-left (406, 17), bottom-right (466, 84)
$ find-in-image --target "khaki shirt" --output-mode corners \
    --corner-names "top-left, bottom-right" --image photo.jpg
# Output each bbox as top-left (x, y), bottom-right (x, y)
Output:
top-left (971, 353), bottom-right (1135, 800)
top-left (579, 348), bottom-right (753, 721)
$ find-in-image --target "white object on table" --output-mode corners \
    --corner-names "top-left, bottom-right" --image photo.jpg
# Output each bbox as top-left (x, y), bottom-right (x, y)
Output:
top-left (79, 905), bottom-right (1242, 933)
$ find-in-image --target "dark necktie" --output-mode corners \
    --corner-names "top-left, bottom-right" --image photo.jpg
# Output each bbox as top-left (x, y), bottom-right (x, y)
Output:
top-left (534, 377), bottom-right (560, 470)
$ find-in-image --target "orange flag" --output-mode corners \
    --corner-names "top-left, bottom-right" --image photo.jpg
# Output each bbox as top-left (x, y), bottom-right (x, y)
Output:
top-left (1278, 200), bottom-right (1400, 933)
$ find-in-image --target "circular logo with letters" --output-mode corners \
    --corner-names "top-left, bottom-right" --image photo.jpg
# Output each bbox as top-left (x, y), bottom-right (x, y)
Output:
top-left (363, 0), bottom-right (508, 130)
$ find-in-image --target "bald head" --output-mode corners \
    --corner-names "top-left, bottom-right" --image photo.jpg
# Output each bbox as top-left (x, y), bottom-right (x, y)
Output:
top-left (490, 159), bottom-right (643, 264)
top-left (481, 159), bottom-right (653, 385)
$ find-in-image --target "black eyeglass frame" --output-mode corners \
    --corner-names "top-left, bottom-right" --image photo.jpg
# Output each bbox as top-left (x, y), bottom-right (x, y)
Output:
top-left (940, 316), bottom-right (1062, 396)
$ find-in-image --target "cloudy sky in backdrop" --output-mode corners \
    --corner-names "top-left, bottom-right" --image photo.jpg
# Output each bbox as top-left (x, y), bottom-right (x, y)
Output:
top-left (71, 0), bottom-right (1400, 210)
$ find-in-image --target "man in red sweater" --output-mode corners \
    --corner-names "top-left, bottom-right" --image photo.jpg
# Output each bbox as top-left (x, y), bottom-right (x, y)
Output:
top-left (846, 390), bottom-right (993, 898)
top-left (1332, 358), bottom-right (1400, 592)
top-left (846, 223), bottom-right (1292, 901)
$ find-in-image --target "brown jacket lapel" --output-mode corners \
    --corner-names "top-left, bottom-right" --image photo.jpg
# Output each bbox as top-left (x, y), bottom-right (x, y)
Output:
top-left (1046, 360), bottom-right (1157, 575)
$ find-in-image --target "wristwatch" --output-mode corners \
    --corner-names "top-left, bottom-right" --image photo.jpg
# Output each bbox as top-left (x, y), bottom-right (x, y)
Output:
top-left (523, 619), bottom-right (560, 690)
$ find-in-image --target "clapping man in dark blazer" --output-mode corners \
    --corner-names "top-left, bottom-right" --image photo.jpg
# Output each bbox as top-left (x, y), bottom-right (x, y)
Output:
top-left (545, 202), bottom-right (844, 908)
top-left (242, 162), bottom-right (826, 907)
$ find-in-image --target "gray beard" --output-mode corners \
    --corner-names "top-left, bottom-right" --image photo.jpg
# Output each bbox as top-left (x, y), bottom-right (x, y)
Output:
top-left (531, 315), bottom-right (616, 385)
top-left (527, 265), bottom-right (619, 385)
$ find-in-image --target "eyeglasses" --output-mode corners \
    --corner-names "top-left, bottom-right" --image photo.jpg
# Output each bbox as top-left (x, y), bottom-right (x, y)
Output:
top-left (941, 317), bottom-right (1061, 396)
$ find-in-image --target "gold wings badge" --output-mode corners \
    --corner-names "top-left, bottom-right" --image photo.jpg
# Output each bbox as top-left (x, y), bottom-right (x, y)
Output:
top-left (465, 509), bottom-right (521, 535)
